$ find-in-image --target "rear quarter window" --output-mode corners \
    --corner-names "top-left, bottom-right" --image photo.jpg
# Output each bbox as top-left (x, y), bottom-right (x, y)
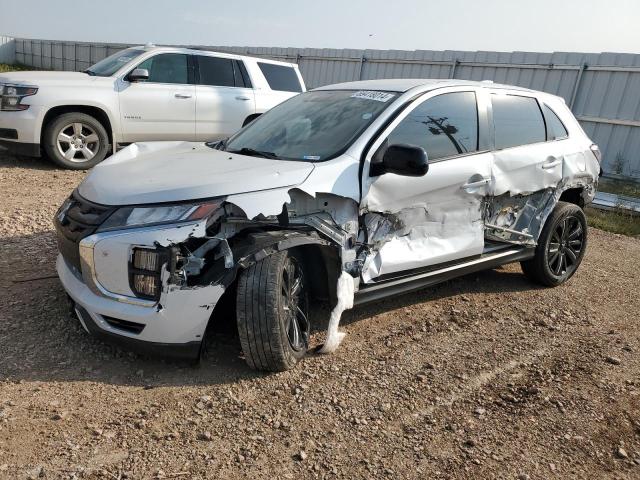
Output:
top-left (258, 63), bottom-right (302, 93)
top-left (491, 94), bottom-right (546, 149)
top-left (542, 104), bottom-right (569, 140)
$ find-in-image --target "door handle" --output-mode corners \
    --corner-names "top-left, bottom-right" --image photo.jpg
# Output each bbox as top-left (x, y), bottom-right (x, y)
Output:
top-left (235, 96), bottom-right (251, 101)
top-left (461, 178), bottom-right (490, 190)
top-left (175, 93), bottom-right (192, 99)
top-left (542, 157), bottom-right (562, 169)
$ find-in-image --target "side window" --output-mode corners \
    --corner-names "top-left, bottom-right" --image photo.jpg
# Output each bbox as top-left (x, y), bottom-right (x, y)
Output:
top-left (258, 62), bottom-right (302, 92)
top-left (542, 104), bottom-right (569, 140)
top-left (386, 91), bottom-right (479, 161)
top-left (235, 60), bottom-right (252, 88)
top-left (197, 56), bottom-right (235, 87)
top-left (491, 94), bottom-right (545, 149)
top-left (135, 53), bottom-right (188, 84)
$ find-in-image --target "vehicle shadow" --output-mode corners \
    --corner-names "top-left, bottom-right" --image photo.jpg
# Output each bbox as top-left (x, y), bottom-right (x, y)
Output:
top-left (0, 147), bottom-right (60, 171)
top-left (0, 228), bottom-right (542, 388)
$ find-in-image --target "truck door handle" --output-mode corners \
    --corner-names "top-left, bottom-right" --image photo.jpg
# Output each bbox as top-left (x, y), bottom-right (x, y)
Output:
top-left (542, 157), bottom-right (562, 169)
top-left (174, 93), bottom-right (192, 99)
top-left (235, 96), bottom-right (251, 101)
top-left (461, 178), bottom-right (490, 190)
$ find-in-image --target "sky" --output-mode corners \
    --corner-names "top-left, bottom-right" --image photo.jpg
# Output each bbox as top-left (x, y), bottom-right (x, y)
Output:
top-left (1, 0), bottom-right (639, 54)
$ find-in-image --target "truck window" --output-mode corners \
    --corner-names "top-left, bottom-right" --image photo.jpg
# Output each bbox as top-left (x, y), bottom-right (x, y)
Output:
top-left (136, 53), bottom-right (189, 84)
top-left (235, 60), bottom-right (252, 88)
top-left (258, 63), bottom-right (302, 93)
top-left (197, 56), bottom-right (235, 87)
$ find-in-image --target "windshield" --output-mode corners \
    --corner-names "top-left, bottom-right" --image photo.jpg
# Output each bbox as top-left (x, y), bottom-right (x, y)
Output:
top-left (85, 48), bottom-right (145, 77)
top-left (224, 90), bottom-right (398, 161)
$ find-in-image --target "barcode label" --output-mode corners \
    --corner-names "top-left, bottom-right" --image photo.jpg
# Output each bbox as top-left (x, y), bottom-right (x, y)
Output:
top-left (350, 90), bottom-right (395, 102)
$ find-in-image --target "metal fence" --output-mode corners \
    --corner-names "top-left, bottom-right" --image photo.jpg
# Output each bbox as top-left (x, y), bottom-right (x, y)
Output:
top-left (11, 37), bottom-right (640, 179)
top-left (0, 36), bottom-right (15, 64)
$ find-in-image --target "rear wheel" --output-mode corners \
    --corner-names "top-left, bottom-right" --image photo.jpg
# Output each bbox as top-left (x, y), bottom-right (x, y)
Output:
top-left (236, 250), bottom-right (310, 371)
top-left (521, 201), bottom-right (587, 287)
top-left (43, 113), bottom-right (109, 169)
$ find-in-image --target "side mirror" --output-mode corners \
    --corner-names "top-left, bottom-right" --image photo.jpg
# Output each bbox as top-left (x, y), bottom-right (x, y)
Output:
top-left (370, 144), bottom-right (429, 177)
top-left (128, 68), bottom-right (149, 82)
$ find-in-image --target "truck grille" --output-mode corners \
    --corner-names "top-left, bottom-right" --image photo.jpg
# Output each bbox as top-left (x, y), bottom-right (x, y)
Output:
top-left (54, 191), bottom-right (115, 272)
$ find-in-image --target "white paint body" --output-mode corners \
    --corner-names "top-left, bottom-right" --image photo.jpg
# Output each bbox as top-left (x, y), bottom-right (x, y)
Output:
top-left (0, 46), bottom-right (305, 151)
top-left (56, 79), bottom-right (600, 351)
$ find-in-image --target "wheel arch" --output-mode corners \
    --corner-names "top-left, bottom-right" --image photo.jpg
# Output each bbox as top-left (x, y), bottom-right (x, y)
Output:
top-left (198, 230), bottom-right (342, 329)
top-left (559, 186), bottom-right (586, 208)
top-left (41, 104), bottom-right (115, 148)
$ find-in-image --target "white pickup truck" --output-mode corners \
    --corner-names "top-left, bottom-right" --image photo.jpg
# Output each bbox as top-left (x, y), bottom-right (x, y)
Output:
top-left (0, 45), bottom-right (305, 169)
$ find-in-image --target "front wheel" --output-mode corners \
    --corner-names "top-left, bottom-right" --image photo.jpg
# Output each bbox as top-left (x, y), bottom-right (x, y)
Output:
top-left (236, 250), bottom-right (310, 371)
top-left (521, 201), bottom-right (587, 287)
top-left (43, 113), bottom-right (110, 169)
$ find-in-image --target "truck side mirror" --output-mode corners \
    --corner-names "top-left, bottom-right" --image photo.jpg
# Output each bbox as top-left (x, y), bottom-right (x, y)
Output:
top-left (128, 68), bottom-right (149, 82)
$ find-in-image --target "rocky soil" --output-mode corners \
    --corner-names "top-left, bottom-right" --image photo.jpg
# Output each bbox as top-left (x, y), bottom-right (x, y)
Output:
top-left (0, 149), bottom-right (639, 479)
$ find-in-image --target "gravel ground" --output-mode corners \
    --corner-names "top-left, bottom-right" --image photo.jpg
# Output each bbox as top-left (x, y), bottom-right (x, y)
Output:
top-left (0, 149), bottom-right (639, 480)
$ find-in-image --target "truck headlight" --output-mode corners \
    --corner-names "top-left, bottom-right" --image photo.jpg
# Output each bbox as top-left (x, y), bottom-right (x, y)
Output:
top-left (0, 83), bottom-right (38, 111)
top-left (98, 201), bottom-right (222, 231)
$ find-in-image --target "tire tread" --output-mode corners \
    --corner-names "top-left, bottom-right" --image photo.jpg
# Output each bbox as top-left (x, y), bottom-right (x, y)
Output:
top-left (237, 251), bottom-right (303, 372)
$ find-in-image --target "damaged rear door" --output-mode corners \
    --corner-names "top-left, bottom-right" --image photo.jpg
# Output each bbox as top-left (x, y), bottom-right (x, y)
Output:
top-left (485, 91), bottom-right (564, 244)
top-left (360, 87), bottom-right (492, 282)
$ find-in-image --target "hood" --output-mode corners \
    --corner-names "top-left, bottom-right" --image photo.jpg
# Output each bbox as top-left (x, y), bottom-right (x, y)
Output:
top-left (0, 70), bottom-right (99, 86)
top-left (78, 142), bottom-right (316, 205)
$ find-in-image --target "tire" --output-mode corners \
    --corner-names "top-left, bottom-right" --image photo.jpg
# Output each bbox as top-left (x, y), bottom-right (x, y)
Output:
top-left (521, 201), bottom-right (588, 287)
top-left (43, 112), bottom-right (110, 169)
top-left (236, 250), bottom-right (310, 372)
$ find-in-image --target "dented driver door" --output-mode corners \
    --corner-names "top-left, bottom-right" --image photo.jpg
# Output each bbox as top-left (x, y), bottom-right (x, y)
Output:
top-left (360, 87), bottom-right (492, 283)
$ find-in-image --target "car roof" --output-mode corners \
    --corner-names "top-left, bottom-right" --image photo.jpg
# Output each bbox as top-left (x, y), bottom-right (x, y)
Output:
top-left (129, 45), bottom-right (299, 68)
top-left (314, 78), bottom-right (542, 95)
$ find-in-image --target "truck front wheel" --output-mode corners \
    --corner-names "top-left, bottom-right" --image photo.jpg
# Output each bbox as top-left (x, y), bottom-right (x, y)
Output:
top-left (43, 112), bottom-right (110, 169)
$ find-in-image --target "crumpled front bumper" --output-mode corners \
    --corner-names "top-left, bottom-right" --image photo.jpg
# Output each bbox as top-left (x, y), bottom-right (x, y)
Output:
top-left (57, 254), bottom-right (223, 359)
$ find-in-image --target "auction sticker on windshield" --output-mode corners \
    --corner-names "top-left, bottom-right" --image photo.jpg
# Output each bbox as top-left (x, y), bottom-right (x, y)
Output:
top-left (351, 91), bottom-right (395, 102)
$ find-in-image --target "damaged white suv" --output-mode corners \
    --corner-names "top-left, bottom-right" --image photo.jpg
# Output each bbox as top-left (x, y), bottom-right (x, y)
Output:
top-left (55, 79), bottom-right (601, 371)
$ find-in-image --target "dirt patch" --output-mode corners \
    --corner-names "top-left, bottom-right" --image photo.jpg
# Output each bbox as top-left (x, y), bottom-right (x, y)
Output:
top-left (1, 148), bottom-right (639, 479)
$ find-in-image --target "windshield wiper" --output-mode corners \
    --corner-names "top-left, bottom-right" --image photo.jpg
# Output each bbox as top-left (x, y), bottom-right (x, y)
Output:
top-left (83, 69), bottom-right (96, 76)
top-left (205, 138), bottom-right (228, 150)
top-left (228, 147), bottom-right (280, 159)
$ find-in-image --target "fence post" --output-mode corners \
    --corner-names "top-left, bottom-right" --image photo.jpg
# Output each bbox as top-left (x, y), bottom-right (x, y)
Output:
top-left (569, 63), bottom-right (587, 111)
top-left (449, 59), bottom-right (459, 79)
top-left (357, 54), bottom-right (365, 81)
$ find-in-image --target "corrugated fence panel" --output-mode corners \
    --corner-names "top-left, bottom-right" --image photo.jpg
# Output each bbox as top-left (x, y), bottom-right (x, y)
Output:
top-left (7, 38), bottom-right (640, 178)
top-left (0, 36), bottom-right (15, 64)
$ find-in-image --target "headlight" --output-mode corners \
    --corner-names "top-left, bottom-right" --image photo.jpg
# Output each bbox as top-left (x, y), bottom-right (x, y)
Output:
top-left (97, 201), bottom-right (222, 231)
top-left (130, 247), bottom-right (166, 300)
top-left (0, 83), bottom-right (38, 111)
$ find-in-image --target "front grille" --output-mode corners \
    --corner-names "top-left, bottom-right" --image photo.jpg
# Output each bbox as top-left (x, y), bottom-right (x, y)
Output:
top-left (55, 191), bottom-right (116, 272)
top-left (103, 316), bottom-right (145, 334)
